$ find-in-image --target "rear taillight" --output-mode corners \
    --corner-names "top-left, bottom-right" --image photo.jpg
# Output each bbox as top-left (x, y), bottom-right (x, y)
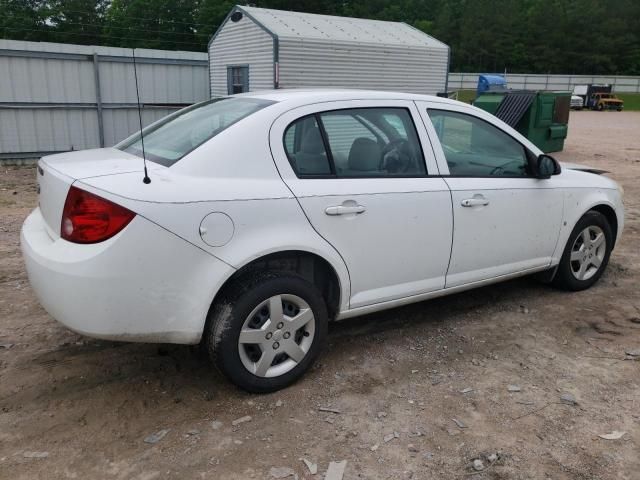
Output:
top-left (61, 186), bottom-right (135, 244)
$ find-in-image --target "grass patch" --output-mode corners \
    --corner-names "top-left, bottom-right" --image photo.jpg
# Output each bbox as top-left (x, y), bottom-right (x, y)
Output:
top-left (452, 89), bottom-right (476, 104)
top-left (617, 93), bottom-right (640, 111)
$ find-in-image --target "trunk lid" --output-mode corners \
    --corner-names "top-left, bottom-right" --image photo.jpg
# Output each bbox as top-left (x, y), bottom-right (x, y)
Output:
top-left (41, 148), bottom-right (144, 179)
top-left (37, 148), bottom-right (150, 236)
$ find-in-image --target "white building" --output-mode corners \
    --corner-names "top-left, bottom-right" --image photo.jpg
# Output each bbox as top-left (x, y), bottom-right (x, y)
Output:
top-left (208, 5), bottom-right (450, 97)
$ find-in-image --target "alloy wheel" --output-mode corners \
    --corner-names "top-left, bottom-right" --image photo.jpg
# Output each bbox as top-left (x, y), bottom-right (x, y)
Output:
top-left (570, 225), bottom-right (606, 281)
top-left (238, 294), bottom-right (315, 378)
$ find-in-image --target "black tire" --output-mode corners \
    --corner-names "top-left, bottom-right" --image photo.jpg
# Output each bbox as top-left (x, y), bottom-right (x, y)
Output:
top-left (203, 272), bottom-right (328, 393)
top-left (552, 211), bottom-right (613, 291)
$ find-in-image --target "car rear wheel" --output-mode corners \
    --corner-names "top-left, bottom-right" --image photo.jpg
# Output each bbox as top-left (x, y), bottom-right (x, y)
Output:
top-left (204, 273), bottom-right (328, 393)
top-left (552, 211), bottom-right (613, 291)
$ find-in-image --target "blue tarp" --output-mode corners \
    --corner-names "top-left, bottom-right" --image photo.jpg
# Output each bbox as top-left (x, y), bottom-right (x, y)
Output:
top-left (477, 74), bottom-right (507, 96)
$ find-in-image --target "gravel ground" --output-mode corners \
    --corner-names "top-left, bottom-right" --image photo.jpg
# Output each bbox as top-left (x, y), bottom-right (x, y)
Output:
top-left (1, 111), bottom-right (639, 480)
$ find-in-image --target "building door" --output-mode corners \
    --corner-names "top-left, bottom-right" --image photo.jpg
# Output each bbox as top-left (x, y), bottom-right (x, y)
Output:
top-left (227, 66), bottom-right (249, 94)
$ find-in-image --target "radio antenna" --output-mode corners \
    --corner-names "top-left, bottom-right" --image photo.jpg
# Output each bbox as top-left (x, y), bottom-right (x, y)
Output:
top-left (132, 48), bottom-right (151, 184)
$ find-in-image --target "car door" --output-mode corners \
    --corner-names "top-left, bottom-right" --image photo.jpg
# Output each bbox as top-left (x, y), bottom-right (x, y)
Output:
top-left (416, 101), bottom-right (563, 288)
top-left (269, 100), bottom-right (452, 309)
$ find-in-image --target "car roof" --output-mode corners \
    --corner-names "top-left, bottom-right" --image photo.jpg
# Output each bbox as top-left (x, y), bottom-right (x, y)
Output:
top-left (234, 88), bottom-right (468, 108)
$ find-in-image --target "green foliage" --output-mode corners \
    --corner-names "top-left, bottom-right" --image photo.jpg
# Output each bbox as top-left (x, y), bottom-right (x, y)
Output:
top-left (47, 0), bottom-right (108, 45)
top-left (1, 0), bottom-right (639, 75)
top-left (0, 0), bottom-right (50, 42)
top-left (104, 0), bottom-right (200, 49)
top-left (194, 0), bottom-right (234, 46)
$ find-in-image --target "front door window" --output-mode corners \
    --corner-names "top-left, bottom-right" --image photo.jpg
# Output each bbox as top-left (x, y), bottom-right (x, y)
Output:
top-left (428, 109), bottom-right (531, 177)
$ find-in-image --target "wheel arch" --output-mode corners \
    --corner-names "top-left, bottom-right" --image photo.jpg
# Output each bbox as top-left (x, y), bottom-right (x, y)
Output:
top-left (208, 250), bottom-right (346, 329)
top-left (589, 203), bottom-right (618, 247)
top-left (551, 191), bottom-right (621, 270)
top-left (548, 201), bottom-right (618, 290)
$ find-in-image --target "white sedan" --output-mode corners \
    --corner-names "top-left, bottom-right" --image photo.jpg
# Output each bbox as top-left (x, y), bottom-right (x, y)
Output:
top-left (21, 90), bottom-right (624, 392)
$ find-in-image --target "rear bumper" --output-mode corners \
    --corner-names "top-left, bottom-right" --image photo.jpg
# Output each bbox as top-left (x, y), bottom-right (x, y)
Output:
top-left (21, 208), bottom-right (233, 344)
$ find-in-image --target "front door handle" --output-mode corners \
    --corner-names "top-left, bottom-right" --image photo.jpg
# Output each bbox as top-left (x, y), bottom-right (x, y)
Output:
top-left (461, 197), bottom-right (489, 207)
top-left (325, 204), bottom-right (366, 216)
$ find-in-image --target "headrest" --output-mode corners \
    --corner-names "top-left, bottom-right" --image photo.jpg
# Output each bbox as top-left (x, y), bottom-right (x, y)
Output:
top-left (348, 137), bottom-right (381, 172)
top-left (301, 126), bottom-right (325, 154)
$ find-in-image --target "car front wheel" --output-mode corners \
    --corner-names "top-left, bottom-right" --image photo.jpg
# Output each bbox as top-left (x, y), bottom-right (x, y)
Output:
top-left (204, 273), bottom-right (328, 393)
top-left (552, 211), bottom-right (613, 291)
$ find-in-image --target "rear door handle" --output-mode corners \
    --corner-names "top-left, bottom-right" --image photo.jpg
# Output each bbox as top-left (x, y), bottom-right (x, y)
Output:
top-left (325, 205), bottom-right (366, 216)
top-left (461, 197), bottom-right (489, 207)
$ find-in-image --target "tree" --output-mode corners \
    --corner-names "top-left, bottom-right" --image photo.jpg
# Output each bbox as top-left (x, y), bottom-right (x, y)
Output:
top-left (103, 0), bottom-right (200, 50)
top-left (194, 0), bottom-right (235, 48)
top-left (0, 0), bottom-right (50, 42)
top-left (0, 0), bottom-right (638, 74)
top-left (47, 0), bottom-right (108, 45)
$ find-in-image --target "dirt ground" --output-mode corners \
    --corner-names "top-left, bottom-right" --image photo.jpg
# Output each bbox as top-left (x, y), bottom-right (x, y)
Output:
top-left (1, 111), bottom-right (639, 480)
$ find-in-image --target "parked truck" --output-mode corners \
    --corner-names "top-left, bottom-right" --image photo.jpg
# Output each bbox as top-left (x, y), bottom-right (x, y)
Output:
top-left (573, 84), bottom-right (624, 111)
top-left (590, 92), bottom-right (624, 111)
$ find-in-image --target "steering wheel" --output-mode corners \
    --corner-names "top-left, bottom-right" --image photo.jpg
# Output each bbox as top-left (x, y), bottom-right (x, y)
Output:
top-left (381, 139), bottom-right (414, 173)
top-left (490, 159), bottom-right (524, 176)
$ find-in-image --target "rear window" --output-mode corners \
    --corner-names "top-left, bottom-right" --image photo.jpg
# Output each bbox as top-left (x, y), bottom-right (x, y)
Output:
top-left (117, 97), bottom-right (274, 167)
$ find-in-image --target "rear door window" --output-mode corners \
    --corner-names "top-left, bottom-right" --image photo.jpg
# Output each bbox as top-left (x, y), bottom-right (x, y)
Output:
top-left (283, 108), bottom-right (426, 178)
top-left (320, 113), bottom-right (379, 169)
top-left (283, 116), bottom-right (332, 176)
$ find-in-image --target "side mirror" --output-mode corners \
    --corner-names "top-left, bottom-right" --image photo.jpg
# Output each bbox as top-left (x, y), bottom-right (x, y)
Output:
top-left (536, 154), bottom-right (561, 179)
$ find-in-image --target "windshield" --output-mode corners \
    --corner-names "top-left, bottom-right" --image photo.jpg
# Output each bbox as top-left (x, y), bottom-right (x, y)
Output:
top-left (117, 97), bottom-right (275, 166)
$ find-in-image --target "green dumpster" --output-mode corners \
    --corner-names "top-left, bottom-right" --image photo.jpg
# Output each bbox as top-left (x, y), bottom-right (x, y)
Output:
top-left (473, 91), bottom-right (571, 153)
